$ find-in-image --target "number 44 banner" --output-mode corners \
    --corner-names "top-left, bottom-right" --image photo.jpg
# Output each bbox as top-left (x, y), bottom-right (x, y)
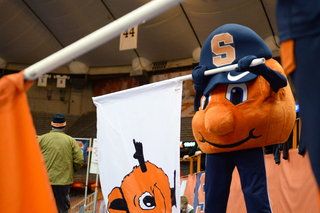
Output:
top-left (119, 25), bottom-right (138, 51)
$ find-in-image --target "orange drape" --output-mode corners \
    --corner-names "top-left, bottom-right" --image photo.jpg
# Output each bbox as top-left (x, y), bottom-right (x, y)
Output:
top-left (0, 72), bottom-right (57, 212)
top-left (182, 149), bottom-right (320, 213)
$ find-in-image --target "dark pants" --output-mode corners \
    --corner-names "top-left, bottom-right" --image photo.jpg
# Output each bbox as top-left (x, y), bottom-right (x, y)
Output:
top-left (204, 148), bottom-right (272, 213)
top-left (51, 185), bottom-right (71, 213)
top-left (293, 35), bottom-right (320, 188)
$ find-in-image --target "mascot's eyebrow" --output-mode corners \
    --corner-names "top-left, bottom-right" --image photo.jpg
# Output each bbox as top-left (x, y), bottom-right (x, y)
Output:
top-left (133, 139), bottom-right (147, 172)
top-left (154, 182), bottom-right (167, 211)
top-left (199, 128), bottom-right (261, 148)
top-left (133, 195), bottom-right (137, 207)
top-left (150, 186), bottom-right (155, 194)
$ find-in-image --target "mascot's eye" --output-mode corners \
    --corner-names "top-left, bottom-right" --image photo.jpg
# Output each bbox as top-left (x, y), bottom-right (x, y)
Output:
top-left (225, 83), bottom-right (248, 105)
top-left (139, 192), bottom-right (156, 210)
top-left (201, 94), bottom-right (212, 110)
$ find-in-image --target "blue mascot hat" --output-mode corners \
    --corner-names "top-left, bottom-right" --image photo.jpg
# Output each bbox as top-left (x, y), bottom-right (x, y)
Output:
top-left (203, 70), bottom-right (257, 96)
top-left (199, 24), bottom-right (272, 97)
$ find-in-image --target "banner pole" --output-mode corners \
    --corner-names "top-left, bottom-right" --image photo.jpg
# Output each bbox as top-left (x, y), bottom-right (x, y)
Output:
top-left (23, 0), bottom-right (185, 81)
top-left (177, 58), bottom-right (266, 82)
top-left (93, 172), bottom-right (99, 213)
top-left (84, 138), bottom-right (92, 210)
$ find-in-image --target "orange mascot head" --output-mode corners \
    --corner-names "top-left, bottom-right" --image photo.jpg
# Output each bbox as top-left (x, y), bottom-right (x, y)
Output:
top-left (107, 140), bottom-right (175, 213)
top-left (192, 24), bottom-right (296, 154)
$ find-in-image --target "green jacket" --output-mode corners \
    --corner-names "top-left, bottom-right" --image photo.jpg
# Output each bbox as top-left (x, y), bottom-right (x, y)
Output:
top-left (38, 129), bottom-right (84, 185)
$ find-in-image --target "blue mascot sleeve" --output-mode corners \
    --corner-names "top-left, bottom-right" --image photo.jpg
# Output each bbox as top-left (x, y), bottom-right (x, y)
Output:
top-left (235, 55), bottom-right (287, 92)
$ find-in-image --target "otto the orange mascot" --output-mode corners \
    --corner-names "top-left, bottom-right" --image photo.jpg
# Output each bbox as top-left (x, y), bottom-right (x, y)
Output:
top-left (192, 24), bottom-right (296, 213)
top-left (107, 139), bottom-right (176, 213)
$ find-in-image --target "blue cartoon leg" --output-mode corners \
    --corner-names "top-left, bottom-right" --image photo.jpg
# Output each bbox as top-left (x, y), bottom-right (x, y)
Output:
top-left (205, 153), bottom-right (235, 213)
top-left (236, 148), bottom-right (272, 213)
top-left (293, 36), bottom-right (320, 188)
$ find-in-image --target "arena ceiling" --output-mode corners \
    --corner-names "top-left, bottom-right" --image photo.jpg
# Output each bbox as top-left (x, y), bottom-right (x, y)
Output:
top-left (0, 0), bottom-right (279, 76)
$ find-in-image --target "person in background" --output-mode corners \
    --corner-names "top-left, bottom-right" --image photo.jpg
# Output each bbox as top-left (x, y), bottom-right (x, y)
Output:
top-left (276, 0), bottom-right (320, 189)
top-left (183, 144), bottom-right (206, 173)
top-left (38, 113), bottom-right (84, 213)
top-left (181, 196), bottom-right (194, 213)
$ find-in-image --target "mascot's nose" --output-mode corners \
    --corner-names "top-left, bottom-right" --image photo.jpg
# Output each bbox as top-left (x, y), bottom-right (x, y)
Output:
top-left (205, 105), bottom-right (235, 135)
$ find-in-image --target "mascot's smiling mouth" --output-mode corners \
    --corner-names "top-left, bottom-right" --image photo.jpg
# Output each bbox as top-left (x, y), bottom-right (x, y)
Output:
top-left (199, 128), bottom-right (261, 148)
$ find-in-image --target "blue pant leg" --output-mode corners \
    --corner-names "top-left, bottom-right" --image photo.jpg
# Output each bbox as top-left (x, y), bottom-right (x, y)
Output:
top-left (205, 153), bottom-right (235, 213)
top-left (294, 36), bottom-right (320, 188)
top-left (235, 148), bottom-right (272, 213)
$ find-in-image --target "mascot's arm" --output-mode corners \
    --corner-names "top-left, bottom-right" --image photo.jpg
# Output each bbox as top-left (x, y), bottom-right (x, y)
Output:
top-left (192, 65), bottom-right (208, 112)
top-left (192, 65), bottom-right (208, 91)
top-left (235, 55), bottom-right (287, 92)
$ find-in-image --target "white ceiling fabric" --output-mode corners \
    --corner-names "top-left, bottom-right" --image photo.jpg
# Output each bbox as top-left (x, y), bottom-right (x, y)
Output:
top-left (0, 0), bottom-right (278, 74)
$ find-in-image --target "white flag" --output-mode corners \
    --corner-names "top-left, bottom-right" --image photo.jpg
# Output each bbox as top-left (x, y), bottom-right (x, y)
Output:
top-left (37, 74), bottom-right (50, 87)
top-left (93, 78), bottom-right (182, 213)
top-left (54, 75), bottom-right (69, 88)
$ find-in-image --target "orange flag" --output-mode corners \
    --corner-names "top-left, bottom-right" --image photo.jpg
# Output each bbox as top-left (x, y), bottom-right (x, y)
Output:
top-left (0, 71), bottom-right (57, 212)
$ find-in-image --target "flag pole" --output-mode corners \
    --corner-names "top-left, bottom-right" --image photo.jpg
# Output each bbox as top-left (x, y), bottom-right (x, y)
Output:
top-left (84, 138), bottom-right (93, 210)
top-left (177, 58), bottom-right (266, 82)
top-left (23, 0), bottom-right (185, 81)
